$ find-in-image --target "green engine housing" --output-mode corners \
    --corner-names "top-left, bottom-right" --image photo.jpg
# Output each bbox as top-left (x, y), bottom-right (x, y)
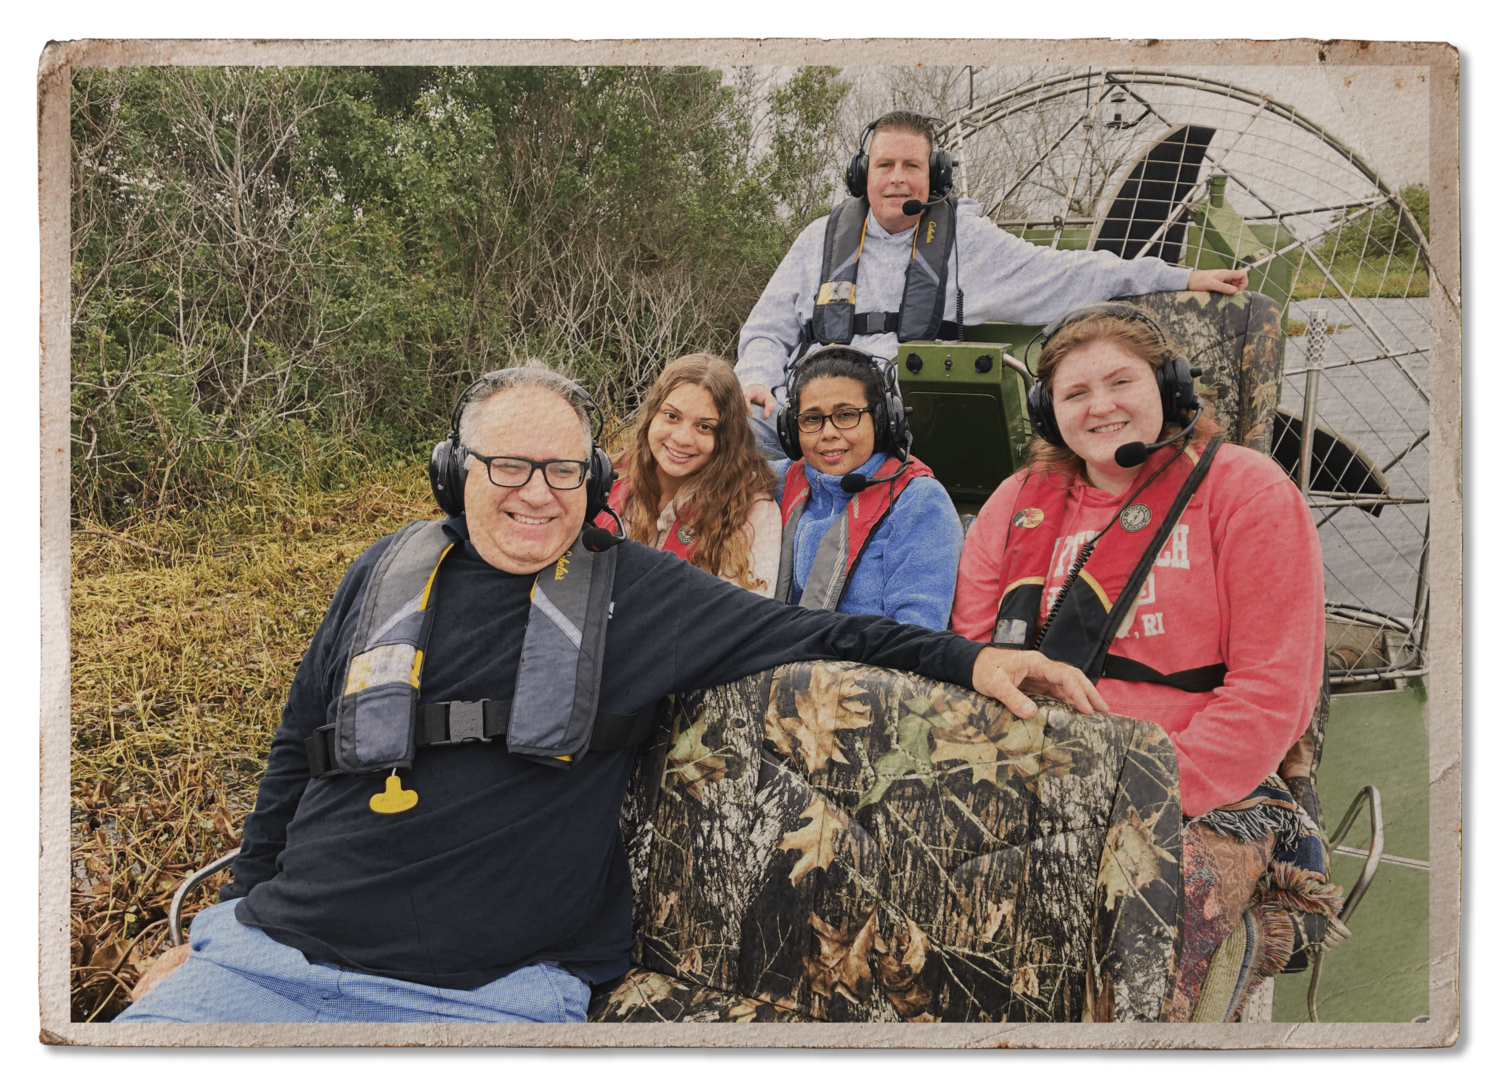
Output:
top-left (896, 323), bottom-right (1041, 512)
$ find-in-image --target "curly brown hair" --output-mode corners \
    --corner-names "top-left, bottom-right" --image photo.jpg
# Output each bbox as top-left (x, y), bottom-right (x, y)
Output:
top-left (621, 354), bottom-right (777, 591)
top-left (1025, 312), bottom-right (1219, 476)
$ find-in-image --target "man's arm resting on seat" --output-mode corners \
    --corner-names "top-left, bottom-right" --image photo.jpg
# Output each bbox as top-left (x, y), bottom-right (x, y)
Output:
top-left (1185, 268), bottom-right (1248, 294)
top-left (971, 646), bottom-right (1109, 719)
top-left (628, 547), bottom-right (1108, 720)
top-left (735, 219), bottom-right (825, 408)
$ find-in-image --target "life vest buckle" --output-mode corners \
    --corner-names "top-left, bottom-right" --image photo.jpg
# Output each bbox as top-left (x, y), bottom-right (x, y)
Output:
top-left (436, 700), bottom-right (491, 745)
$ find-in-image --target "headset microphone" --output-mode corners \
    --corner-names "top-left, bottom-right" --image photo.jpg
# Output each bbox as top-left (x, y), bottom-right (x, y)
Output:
top-left (901, 197), bottom-right (943, 216)
top-left (840, 445), bottom-right (911, 494)
top-left (1113, 404), bottom-right (1205, 469)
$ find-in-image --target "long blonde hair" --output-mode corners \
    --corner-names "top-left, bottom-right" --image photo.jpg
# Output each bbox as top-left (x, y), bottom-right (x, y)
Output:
top-left (622, 355), bottom-right (776, 590)
top-left (1025, 313), bottom-right (1220, 476)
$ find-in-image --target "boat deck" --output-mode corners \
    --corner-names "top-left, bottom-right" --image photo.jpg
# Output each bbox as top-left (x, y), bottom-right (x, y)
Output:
top-left (1272, 683), bottom-right (1430, 1023)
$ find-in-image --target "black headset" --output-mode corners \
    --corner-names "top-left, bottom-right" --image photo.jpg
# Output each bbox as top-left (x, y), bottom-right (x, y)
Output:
top-left (845, 114), bottom-right (955, 201)
top-left (1025, 302), bottom-right (1201, 448)
top-left (776, 346), bottom-right (911, 465)
top-left (428, 372), bottom-right (615, 522)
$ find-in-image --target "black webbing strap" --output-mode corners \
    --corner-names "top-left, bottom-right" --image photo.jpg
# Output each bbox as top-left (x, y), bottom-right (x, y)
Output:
top-left (1101, 655), bottom-right (1229, 693)
top-left (1083, 436), bottom-right (1226, 682)
top-left (305, 700), bottom-right (659, 777)
top-left (848, 312), bottom-right (962, 340)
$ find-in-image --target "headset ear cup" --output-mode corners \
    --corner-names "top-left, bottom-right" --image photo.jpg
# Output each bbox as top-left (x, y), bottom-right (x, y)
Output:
top-left (1158, 353), bottom-right (1198, 422)
top-left (586, 446), bottom-right (615, 522)
top-left (1026, 381), bottom-right (1063, 447)
top-left (883, 363), bottom-right (909, 455)
top-left (776, 402), bottom-right (804, 462)
top-left (929, 148), bottom-right (954, 199)
top-left (845, 150), bottom-right (867, 198)
top-left (429, 436), bottom-right (467, 517)
top-left (846, 119), bottom-right (876, 198)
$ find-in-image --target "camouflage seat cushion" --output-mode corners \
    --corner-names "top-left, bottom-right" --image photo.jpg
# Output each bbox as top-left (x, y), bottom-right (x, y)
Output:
top-left (1123, 288), bottom-right (1284, 455)
top-left (591, 661), bottom-right (1184, 1024)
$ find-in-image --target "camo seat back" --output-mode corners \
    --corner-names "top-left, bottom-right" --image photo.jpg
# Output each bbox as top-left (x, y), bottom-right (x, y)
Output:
top-left (1123, 288), bottom-right (1284, 454)
top-left (591, 661), bottom-right (1184, 1024)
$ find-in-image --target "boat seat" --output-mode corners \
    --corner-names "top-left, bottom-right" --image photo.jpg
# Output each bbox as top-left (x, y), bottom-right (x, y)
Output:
top-left (1123, 288), bottom-right (1285, 456)
top-left (589, 660), bottom-right (1184, 1023)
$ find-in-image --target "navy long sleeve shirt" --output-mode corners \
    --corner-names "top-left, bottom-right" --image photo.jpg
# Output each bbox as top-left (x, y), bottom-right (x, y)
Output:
top-left (223, 518), bottom-right (983, 991)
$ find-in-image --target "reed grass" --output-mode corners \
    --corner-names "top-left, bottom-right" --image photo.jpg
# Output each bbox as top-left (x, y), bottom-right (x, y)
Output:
top-left (68, 463), bottom-right (437, 1021)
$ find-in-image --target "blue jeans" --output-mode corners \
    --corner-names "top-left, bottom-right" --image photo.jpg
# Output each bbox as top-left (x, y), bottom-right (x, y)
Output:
top-left (748, 391), bottom-right (788, 457)
top-left (116, 900), bottom-right (591, 1023)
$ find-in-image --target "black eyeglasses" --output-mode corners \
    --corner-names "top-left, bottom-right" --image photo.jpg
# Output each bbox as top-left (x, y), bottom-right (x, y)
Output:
top-left (467, 452), bottom-right (590, 490)
top-left (795, 407), bottom-right (873, 434)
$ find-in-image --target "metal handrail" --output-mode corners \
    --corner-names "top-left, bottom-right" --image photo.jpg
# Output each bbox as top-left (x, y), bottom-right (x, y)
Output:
top-left (1306, 786), bottom-right (1383, 1022)
top-left (167, 848), bottom-right (240, 947)
top-left (1001, 354), bottom-right (1035, 387)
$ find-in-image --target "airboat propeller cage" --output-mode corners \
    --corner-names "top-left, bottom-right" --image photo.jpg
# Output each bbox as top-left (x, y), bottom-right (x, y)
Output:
top-left (905, 68), bottom-right (1431, 690)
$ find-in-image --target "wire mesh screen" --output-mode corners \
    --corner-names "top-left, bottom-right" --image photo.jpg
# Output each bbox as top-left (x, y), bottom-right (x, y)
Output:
top-left (946, 68), bottom-right (1432, 685)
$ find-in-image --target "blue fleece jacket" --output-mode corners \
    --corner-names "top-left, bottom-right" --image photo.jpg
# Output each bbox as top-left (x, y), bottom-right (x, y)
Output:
top-left (775, 454), bottom-right (963, 631)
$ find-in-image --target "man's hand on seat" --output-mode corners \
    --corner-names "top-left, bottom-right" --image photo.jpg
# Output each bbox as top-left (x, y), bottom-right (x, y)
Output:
top-left (743, 383), bottom-right (777, 419)
top-left (1186, 268), bottom-right (1249, 294)
top-left (971, 647), bottom-right (1110, 719)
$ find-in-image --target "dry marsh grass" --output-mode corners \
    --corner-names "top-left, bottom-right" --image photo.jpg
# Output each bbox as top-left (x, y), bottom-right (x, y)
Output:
top-left (68, 464), bottom-right (437, 1021)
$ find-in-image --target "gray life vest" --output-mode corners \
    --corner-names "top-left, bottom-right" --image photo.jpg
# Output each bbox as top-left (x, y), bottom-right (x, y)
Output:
top-left (326, 520), bottom-right (624, 773)
top-left (807, 195), bottom-right (960, 348)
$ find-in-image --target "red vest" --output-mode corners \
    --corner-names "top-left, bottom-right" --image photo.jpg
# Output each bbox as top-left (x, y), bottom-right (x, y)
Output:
top-left (778, 455), bottom-right (933, 606)
top-left (989, 443), bottom-right (1224, 681)
top-left (598, 476), bottom-right (695, 560)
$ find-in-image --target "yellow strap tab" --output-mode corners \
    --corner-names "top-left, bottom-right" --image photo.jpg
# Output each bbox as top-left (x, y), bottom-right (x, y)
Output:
top-left (370, 769), bottom-right (418, 814)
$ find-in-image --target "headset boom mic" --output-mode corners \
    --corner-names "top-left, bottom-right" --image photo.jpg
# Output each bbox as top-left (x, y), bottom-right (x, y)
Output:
top-left (581, 525), bottom-right (621, 552)
top-left (840, 474), bottom-right (871, 494)
top-left (1113, 404), bottom-right (1205, 469)
top-left (902, 197), bottom-right (937, 216)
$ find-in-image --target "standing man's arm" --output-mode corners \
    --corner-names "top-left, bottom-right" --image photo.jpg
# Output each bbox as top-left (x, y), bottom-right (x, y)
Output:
top-left (952, 205), bottom-right (1243, 328)
top-left (736, 219), bottom-right (827, 418)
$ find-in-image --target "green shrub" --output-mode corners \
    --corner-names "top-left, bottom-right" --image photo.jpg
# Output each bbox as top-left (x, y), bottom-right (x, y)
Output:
top-left (1319, 183), bottom-right (1430, 264)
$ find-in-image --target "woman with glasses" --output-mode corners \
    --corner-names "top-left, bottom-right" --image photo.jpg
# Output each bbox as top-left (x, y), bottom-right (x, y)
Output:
top-left (600, 354), bottom-right (781, 595)
top-left (773, 347), bottom-right (962, 630)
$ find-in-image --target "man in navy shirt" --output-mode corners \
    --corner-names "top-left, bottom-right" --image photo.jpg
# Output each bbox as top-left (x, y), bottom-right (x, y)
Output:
top-left (120, 366), bottom-right (1104, 1023)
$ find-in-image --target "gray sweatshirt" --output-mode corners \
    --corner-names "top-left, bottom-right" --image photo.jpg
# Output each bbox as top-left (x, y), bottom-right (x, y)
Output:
top-left (735, 198), bottom-right (1192, 395)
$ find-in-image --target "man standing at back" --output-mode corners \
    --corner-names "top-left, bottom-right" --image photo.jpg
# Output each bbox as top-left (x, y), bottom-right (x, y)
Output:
top-left (737, 111), bottom-right (1247, 449)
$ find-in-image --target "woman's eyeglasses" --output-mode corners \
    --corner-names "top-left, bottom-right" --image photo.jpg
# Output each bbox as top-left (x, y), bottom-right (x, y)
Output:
top-left (795, 407), bottom-right (872, 434)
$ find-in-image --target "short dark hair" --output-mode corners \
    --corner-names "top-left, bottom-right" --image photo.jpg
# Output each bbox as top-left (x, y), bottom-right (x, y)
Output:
top-left (870, 111), bottom-right (936, 153)
top-left (789, 348), bottom-right (894, 454)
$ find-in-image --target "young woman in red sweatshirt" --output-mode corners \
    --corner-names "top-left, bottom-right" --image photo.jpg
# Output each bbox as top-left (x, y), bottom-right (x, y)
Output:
top-left (951, 304), bottom-right (1331, 1020)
